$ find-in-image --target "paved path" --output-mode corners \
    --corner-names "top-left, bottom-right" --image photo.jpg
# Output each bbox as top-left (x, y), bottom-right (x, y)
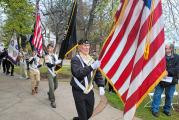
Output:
top-left (0, 73), bottom-right (141, 120)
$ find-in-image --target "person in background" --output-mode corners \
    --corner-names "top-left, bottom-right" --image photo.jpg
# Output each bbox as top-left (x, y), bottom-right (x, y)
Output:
top-left (19, 51), bottom-right (28, 79)
top-left (1, 48), bottom-right (8, 74)
top-left (23, 49), bottom-right (30, 79)
top-left (6, 59), bottom-right (14, 76)
top-left (151, 43), bottom-right (179, 117)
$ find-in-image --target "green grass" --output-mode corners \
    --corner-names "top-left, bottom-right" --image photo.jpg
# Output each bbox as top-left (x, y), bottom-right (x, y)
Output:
top-left (105, 90), bottom-right (179, 120)
top-left (59, 65), bottom-right (71, 76)
top-left (14, 65), bottom-right (72, 78)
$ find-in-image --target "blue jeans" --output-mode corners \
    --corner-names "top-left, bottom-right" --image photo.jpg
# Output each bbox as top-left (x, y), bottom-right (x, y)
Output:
top-left (151, 84), bottom-right (175, 113)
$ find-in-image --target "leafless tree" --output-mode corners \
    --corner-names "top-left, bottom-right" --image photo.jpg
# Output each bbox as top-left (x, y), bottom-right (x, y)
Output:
top-left (162, 0), bottom-right (179, 42)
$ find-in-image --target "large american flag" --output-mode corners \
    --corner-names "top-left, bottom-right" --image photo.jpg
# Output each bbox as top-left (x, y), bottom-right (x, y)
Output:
top-left (99, 0), bottom-right (166, 119)
top-left (32, 12), bottom-right (43, 55)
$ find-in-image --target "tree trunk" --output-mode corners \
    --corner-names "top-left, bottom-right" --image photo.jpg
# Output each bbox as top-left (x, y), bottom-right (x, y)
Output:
top-left (77, 0), bottom-right (86, 39)
top-left (85, 0), bottom-right (98, 40)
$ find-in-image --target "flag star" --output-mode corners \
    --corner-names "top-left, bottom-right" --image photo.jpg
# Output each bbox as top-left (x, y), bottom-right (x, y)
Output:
top-left (143, 0), bottom-right (152, 9)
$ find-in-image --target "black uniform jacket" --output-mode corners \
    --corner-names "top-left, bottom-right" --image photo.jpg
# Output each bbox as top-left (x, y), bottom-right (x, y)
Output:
top-left (70, 55), bottom-right (105, 91)
top-left (160, 54), bottom-right (179, 87)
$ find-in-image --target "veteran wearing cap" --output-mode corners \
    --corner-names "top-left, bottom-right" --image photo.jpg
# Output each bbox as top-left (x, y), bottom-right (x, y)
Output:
top-left (70, 39), bottom-right (105, 120)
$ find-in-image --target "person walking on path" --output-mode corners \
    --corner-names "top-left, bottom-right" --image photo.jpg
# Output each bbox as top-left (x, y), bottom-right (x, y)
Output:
top-left (19, 51), bottom-right (29, 79)
top-left (70, 39), bottom-right (105, 120)
top-left (6, 59), bottom-right (14, 76)
top-left (45, 43), bottom-right (62, 108)
top-left (29, 50), bottom-right (42, 95)
top-left (1, 48), bottom-right (8, 74)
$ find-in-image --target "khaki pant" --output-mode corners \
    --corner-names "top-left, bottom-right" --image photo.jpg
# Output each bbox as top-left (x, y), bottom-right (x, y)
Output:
top-left (29, 69), bottom-right (40, 90)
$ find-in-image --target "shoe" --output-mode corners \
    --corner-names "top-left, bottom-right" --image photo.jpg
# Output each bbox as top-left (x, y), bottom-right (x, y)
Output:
top-left (11, 74), bottom-right (14, 76)
top-left (73, 117), bottom-right (79, 120)
top-left (32, 90), bottom-right (36, 95)
top-left (35, 87), bottom-right (38, 93)
top-left (163, 111), bottom-right (171, 116)
top-left (152, 111), bottom-right (159, 117)
top-left (6, 72), bottom-right (10, 75)
top-left (51, 102), bottom-right (56, 108)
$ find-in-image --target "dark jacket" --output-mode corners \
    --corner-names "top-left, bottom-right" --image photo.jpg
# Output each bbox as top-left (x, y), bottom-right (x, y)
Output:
top-left (0, 50), bottom-right (8, 59)
top-left (70, 55), bottom-right (105, 91)
top-left (160, 54), bottom-right (179, 87)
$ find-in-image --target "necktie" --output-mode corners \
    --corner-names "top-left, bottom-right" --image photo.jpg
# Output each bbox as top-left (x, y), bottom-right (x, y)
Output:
top-left (34, 57), bottom-right (37, 65)
top-left (51, 55), bottom-right (56, 64)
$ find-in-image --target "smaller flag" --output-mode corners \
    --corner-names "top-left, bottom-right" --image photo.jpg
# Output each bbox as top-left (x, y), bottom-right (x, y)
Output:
top-left (7, 33), bottom-right (19, 64)
top-left (58, 0), bottom-right (77, 60)
top-left (32, 11), bottom-right (43, 55)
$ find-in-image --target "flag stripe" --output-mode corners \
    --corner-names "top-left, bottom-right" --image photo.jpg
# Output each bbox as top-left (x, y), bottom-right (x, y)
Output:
top-left (125, 29), bottom-right (165, 99)
top-left (32, 15), bottom-right (40, 44)
top-left (99, 32), bottom-right (114, 60)
top-left (124, 105), bottom-right (136, 120)
top-left (124, 57), bottom-right (165, 112)
top-left (100, 0), bottom-right (134, 64)
top-left (137, 1), bottom-right (161, 48)
top-left (117, 27), bottom-right (164, 101)
top-left (116, 12), bottom-right (163, 96)
top-left (123, 0), bottom-right (166, 117)
top-left (130, 27), bottom-right (164, 84)
top-left (134, 1), bottom-right (161, 63)
top-left (35, 27), bottom-right (41, 47)
top-left (100, 0), bottom-right (166, 119)
top-left (101, 0), bottom-right (141, 70)
top-left (32, 13), bottom-right (43, 55)
top-left (115, 9), bottom-right (162, 92)
top-left (37, 36), bottom-right (42, 49)
top-left (106, 8), bottom-right (143, 80)
top-left (114, 0), bottom-right (124, 22)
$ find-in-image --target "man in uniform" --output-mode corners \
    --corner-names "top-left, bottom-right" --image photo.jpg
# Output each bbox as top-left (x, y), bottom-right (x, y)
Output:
top-left (71, 39), bottom-right (105, 120)
top-left (45, 43), bottom-right (61, 108)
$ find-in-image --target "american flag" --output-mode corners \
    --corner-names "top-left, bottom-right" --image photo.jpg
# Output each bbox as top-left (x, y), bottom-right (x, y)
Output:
top-left (99, 0), bottom-right (166, 119)
top-left (32, 12), bottom-right (43, 55)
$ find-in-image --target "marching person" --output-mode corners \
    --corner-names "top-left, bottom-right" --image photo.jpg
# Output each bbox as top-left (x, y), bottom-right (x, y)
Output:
top-left (29, 50), bottom-right (42, 95)
top-left (19, 51), bottom-right (26, 79)
top-left (151, 43), bottom-right (179, 117)
top-left (45, 43), bottom-right (61, 108)
top-left (1, 48), bottom-right (8, 74)
top-left (71, 39), bottom-right (105, 120)
top-left (19, 50), bottom-right (29, 79)
top-left (6, 59), bottom-right (14, 76)
top-left (23, 49), bottom-right (30, 79)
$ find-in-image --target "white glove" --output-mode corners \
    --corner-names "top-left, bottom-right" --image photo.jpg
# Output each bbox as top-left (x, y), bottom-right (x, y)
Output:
top-left (55, 59), bottom-right (62, 65)
top-left (91, 60), bottom-right (101, 70)
top-left (99, 87), bottom-right (105, 96)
